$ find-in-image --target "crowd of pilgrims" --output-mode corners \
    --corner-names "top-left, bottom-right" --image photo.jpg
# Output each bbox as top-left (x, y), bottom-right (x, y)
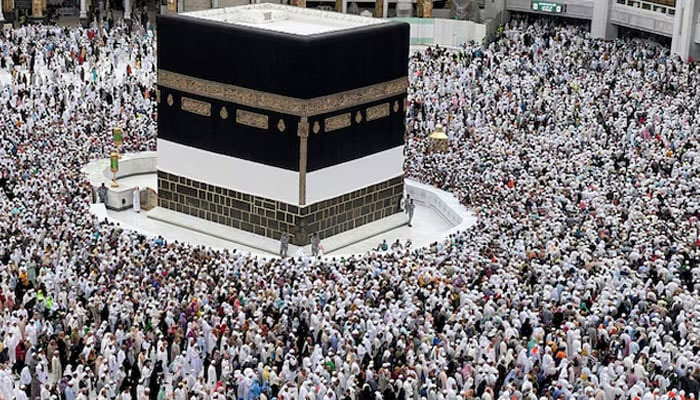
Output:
top-left (0, 12), bottom-right (699, 400)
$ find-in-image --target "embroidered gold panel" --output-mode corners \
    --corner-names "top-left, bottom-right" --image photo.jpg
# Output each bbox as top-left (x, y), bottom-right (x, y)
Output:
top-left (219, 106), bottom-right (229, 120)
top-left (181, 97), bottom-right (212, 117)
top-left (236, 109), bottom-right (269, 130)
top-left (324, 113), bottom-right (351, 132)
top-left (366, 103), bottom-right (390, 122)
top-left (158, 70), bottom-right (408, 117)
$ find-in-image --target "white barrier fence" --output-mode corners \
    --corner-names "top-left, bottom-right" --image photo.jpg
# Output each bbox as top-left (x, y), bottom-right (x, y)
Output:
top-left (393, 17), bottom-right (498, 46)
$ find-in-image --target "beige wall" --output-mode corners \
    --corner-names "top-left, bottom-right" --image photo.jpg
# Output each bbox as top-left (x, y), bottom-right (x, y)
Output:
top-left (218, 0), bottom-right (248, 6)
top-left (183, 0), bottom-right (210, 12)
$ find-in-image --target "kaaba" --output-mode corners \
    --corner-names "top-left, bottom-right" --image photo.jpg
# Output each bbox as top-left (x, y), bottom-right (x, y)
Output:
top-left (156, 4), bottom-right (409, 246)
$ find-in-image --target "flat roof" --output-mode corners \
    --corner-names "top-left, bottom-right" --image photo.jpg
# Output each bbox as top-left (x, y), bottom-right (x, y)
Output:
top-left (181, 4), bottom-right (388, 36)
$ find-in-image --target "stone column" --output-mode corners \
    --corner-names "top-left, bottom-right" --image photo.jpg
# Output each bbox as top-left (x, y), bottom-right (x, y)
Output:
top-left (177, 0), bottom-right (183, 12)
top-left (335, 0), bottom-right (341, 11)
top-left (484, 0), bottom-right (506, 24)
top-left (342, 0), bottom-right (347, 12)
top-left (590, 0), bottom-right (617, 40)
top-left (167, 0), bottom-right (176, 12)
top-left (374, 0), bottom-right (382, 16)
top-left (292, 0), bottom-right (306, 7)
top-left (123, 0), bottom-right (131, 27)
top-left (80, 0), bottom-right (89, 27)
top-left (211, 0), bottom-right (218, 8)
top-left (382, 0), bottom-right (388, 17)
top-left (671, 0), bottom-right (700, 60)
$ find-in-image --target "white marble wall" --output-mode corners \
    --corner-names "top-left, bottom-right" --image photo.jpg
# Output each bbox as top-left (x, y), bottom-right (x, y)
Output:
top-left (404, 178), bottom-right (472, 232)
top-left (115, 155), bottom-right (158, 179)
top-left (81, 152), bottom-right (158, 210)
top-left (400, 18), bottom-right (492, 47)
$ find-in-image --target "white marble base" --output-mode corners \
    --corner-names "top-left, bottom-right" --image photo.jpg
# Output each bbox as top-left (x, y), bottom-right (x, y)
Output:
top-left (404, 178), bottom-right (474, 234)
top-left (147, 206), bottom-right (409, 255)
top-left (314, 212), bottom-right (409, 254)
top-left (93, 196), bottom-right (458, 256)
top-left (104, 206), bottom-right (268, 254)
top-left (83, 162), bottom-right (478, 256)
top-left (148, 207), bottom-right (289, 254)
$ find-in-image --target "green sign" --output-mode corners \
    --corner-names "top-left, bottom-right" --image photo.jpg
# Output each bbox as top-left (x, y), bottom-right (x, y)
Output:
top-left (532, 1), bottom-right (564, 13)
top-left (110, 156), bottom-right (119, 170)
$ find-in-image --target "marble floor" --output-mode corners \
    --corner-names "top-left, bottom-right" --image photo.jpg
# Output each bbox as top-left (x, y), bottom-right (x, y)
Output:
top-left (330, 205), bottom-right (454, 255)
top-left (104, 206), bottom-right (267, 255)
top-left (105, 201), bottom-right (456, 256)
top-left (99, 174), bottom-right (476, 257)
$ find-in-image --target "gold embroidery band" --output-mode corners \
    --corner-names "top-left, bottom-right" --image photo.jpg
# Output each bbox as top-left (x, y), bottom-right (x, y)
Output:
top-left (236, 109), bottom-right (269, 130)
top-left (181, 97), bottom-right (212, 117)
top-left (158, 70), bottom-right (408, 117)
top-left (324, 113), bottom-right (351, 132)
top-left (366, 103), bottom-right (390, 122)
